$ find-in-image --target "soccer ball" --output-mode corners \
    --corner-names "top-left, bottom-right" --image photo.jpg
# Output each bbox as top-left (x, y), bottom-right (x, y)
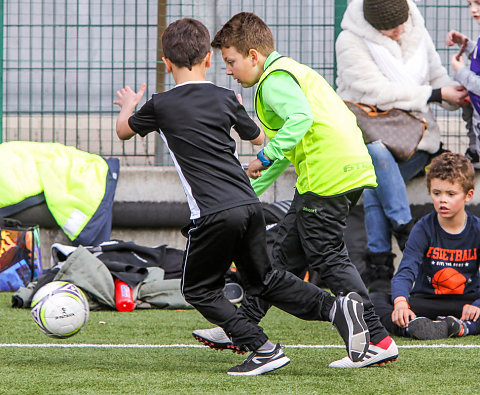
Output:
top-left (31, 281), bottom-right (89, 338)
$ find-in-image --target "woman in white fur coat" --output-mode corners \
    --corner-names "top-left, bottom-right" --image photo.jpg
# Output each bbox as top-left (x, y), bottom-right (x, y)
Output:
top-left (336, 0), bottom-right (467, 291)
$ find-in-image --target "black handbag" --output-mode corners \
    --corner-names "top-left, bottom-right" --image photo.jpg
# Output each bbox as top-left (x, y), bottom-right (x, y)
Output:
top-left (345, 101), bottom-right (427, 162)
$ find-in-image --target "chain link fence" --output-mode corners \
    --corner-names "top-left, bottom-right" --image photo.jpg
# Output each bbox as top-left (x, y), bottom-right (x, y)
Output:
top-left (0, 0), bottom-right (475, 165)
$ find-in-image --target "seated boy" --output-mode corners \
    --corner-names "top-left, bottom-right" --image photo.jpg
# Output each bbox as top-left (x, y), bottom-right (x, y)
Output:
top-left (370, 152), bottom-right (480, 339)
top-left (113, 17), bottom-right (370, 376)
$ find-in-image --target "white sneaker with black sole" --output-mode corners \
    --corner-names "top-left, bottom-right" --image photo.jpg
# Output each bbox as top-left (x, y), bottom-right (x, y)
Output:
top-left (329, 292), bottom-right (370, 362)
top-left (227, 343), bottom-right (290, 376)
top-left (328, 336), bottom-right (398, 368)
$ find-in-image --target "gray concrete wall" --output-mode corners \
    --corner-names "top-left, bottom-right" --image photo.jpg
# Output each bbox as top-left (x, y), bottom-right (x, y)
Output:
top-left (19, 164), bottom-right (480, 269)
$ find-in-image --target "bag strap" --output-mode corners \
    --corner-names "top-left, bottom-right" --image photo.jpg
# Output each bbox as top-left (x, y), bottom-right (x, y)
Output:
top-left (344, 100), bottom-right (380, 115)
top-left (20, 226), bottom-right (37, 283)
top-left (0, 217), bottom-right (23, 228)
top-left (29, 228), bottom-right (36, 282)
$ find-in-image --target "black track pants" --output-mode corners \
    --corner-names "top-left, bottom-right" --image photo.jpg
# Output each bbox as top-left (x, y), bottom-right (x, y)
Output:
top-left (181, 203), bottom-right (335, 351)
top-left (239, 189), bottom-right (389, 345)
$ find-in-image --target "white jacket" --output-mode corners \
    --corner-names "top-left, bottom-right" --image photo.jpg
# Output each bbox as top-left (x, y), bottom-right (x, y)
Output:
top-left (336, 0), bottom-right (456, 153)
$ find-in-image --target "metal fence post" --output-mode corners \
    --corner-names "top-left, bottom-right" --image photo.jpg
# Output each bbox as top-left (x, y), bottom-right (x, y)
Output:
top-left (0, 0), bottom-right (3, 144)
top-left (333, 0), bottom-right (347, 90)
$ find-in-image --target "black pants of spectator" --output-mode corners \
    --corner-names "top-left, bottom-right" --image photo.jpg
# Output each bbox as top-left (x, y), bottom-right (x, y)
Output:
top-left (370, 291), bottom-right (477, 337)
top-left (181, 203), bottom-right (335, 351)
top-left (238, 189), bottom-right (389, 345)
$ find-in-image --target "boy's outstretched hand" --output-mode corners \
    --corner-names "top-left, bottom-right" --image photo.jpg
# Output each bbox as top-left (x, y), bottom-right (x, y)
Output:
top-left (114, 83), bottom-right (147, 110)
top-left (114, 83), bottom-right (146, 140)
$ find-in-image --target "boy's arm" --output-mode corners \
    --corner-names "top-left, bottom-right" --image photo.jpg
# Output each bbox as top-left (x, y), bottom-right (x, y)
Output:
top-left (232, 91), bottom-right (265, 145)
top-left (260, 73), bottom-right (314, 162)
top-left (113, 83), bottom-right (146, 140)
top-left (251, 158), bottom-right (291, 196)
top-left (452, 65), bottom-right (480, 97)
top-left (233, 93), bottom-right (265, 146)
top-left (249, 128), bottom-right (265, 146)
top-left (391, 223), bottom-right (427, 302)
top-left (390, 224), bottom-right (428, 327)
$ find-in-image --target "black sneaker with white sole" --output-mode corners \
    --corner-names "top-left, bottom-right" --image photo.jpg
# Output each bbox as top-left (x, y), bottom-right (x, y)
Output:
top-left (407, 317), bottom-right (448, 340)
top-left (330, 292), bottom-right (370, 362)
top-left (227, 343), bottom-right (290, 376)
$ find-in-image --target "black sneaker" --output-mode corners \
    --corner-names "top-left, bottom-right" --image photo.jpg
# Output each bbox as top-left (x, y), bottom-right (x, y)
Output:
top-left (437, 316), bottom-right (466, 337)
top-left (329, 292), bottom-right (370, 362)
top-left (407, 317), bottom-right (448, 340)
top-left (227, 343), bottom-right (290, 376)
top-left (465, 148), bottom-right (480, 163)
top-left (465, 148), bottom-right (480, 169)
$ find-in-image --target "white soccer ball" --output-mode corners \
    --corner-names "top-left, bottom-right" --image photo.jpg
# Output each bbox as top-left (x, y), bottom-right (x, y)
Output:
top-left (31, 281), bottom-right (90, 338)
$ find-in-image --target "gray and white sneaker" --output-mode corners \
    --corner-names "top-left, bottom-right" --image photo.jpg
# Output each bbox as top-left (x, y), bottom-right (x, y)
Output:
top-left (329, 292), bottom-right (370, 362)
top-left (192, 327), bottom-right (247, 354)
top-left (227, 343), bottom-right (290, 376)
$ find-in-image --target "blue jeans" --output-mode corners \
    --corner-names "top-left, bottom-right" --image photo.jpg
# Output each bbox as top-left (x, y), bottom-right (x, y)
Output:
top-left (363, 141), bottom-right (430, 253)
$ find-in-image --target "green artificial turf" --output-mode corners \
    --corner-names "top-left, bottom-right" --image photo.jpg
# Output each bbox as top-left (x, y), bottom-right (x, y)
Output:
top-left (0, 292), bottom-right (479, 394)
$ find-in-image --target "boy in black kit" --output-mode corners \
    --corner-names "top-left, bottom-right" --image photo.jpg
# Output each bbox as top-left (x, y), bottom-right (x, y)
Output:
top-left (113, 18), bottom-right (369, 376)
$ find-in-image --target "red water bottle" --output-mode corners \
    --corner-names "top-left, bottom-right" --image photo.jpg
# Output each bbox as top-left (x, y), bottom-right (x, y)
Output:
top-left (114, 278), bottom-right (135, 312)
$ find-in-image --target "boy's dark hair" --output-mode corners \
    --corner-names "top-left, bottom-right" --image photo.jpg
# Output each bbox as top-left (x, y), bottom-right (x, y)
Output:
top-left (161, 18), bottom-right (210, 70)
top-left (426, 152), bottom-right (475, 193)
top-left (211, 12), bottom-right (274, 57)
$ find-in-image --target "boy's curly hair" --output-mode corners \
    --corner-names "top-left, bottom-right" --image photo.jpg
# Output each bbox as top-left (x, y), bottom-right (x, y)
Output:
top-left (426, 152), bottom-right (475, 193)
top-left (211, 12), bottom-right (274, 57)
top-left (162, 18), bottom-right (210, 70)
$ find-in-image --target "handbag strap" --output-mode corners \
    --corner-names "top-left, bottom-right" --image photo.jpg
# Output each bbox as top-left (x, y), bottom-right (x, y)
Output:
top-left (344, 101), bottom-right (378, 114)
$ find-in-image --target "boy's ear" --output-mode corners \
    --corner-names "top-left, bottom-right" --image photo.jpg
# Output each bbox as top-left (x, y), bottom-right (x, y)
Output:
top-left (248, 48), bottom-right (260, 66)
top-left (162, 57), bottom-right (173, 73)
top-left (465, 188), bottom-right (474, 202)
top-left (205, 51), bottom-right (212, 68)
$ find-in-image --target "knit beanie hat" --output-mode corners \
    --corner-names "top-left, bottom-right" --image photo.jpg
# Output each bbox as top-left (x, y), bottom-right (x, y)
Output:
top-left (363, 0), bottom-right (409, 30)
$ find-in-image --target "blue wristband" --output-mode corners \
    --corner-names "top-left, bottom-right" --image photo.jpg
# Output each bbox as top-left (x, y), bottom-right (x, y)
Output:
top-left (257, 149), bottom-right (273, 167)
